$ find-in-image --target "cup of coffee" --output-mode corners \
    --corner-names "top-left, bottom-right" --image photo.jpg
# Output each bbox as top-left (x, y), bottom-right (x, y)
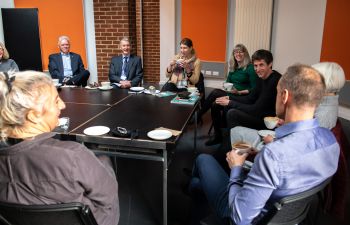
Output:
top-left (101, 81), bottom-right (111, 87)
top-left (149, 85), bottom-right (156, 95)
top-left (223, 82), bottom-right (233, 91)
top-left (52, 79), bottom-right (59, 86)
top-left (264, 116), bottom-right (279, 129)
top-left (232, 142), bottom-right (252, 155)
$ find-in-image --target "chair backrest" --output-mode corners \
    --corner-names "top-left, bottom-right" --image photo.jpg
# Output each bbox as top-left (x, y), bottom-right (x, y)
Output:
top-left (0, 202), bottom-right (98, 225)
top-left (195, 72), bottom-right (205, 95)
top-left (195, 72), bottom-right (205, 106)
top-left (256, 177), bottom-right (331, 225)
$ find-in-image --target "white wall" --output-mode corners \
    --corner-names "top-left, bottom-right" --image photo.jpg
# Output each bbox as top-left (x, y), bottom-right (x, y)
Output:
top-left (159, 0), bottom-right (176, 84)
top-left (271, 0), bottom-right (327, 74)
top-left (0, 0), bottom-right (15, 43)
top-left (83, 0), bottom-right (98, 83)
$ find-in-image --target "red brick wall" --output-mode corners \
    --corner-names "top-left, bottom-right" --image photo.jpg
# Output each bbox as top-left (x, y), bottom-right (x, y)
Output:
top-left (93, 0), bottom-right (160, 83)
top-left (142, 0), bottom-right (160, 83)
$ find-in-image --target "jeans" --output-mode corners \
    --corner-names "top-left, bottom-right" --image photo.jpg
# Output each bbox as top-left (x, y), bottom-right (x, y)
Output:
top-left (189, 154), bottom-right (232, 225)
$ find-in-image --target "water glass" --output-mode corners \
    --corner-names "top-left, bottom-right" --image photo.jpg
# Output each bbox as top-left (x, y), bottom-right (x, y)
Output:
top-left (59, 117), bottom-right (70, 132)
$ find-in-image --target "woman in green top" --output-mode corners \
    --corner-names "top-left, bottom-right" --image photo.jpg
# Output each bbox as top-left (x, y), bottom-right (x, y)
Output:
top-left (197, 44), bottom-right (257, 122)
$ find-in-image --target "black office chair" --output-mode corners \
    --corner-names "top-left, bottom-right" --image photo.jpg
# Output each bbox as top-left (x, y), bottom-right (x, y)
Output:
top-left (195, 72), bottom-right (205, 107)
top-left (256, 177), bottom-right (332, 225)
top-left (0, 202), bottom-right (98, 225)
top-left (199, 178), bottom-right (331, 225)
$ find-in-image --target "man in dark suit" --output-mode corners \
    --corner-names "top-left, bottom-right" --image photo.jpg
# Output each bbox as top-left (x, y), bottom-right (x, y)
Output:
top-left (109, 37), bottom-right (143, 88)
top-left (48, 35), bottom-right (90, 86)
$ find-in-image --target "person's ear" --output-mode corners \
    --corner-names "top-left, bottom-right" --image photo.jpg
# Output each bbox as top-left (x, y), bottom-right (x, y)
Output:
top-left (26, 109), bottom-right (42, 124)
top-left (282, 89), bottom-right (289, 105)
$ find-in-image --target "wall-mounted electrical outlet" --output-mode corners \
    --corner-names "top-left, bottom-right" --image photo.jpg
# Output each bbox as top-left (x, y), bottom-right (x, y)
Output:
top-left (205, 70), bottom-right (212, 75)
top-left (212, 71), bottom-right (219, 76)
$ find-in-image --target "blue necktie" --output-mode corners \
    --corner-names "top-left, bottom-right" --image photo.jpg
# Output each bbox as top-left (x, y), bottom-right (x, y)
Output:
top-left (121, 57), bottom-right (128, 80)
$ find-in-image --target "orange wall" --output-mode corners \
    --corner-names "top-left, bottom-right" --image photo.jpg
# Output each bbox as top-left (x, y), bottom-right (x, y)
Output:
top-left (14, 0), bottom-right (87, 71)
top-left (321, 0), bottom-right (350, 80)
top-left (181, 0), bottom-right (228, 62)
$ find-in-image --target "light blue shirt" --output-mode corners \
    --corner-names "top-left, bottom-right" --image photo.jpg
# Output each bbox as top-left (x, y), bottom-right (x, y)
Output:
top-left (228, 119), bottom-right (339, 225)
top-left (61, 53), bottom-right (73, 77)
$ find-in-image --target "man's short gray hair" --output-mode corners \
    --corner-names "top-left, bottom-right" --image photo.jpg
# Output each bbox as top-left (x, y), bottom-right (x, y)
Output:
top-left (58, 35), bottom-right (70, 45)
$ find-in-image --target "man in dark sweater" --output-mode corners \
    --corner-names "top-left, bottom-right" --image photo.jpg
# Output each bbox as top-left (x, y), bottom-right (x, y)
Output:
top-left (206, 50), bottom-right (281, 146)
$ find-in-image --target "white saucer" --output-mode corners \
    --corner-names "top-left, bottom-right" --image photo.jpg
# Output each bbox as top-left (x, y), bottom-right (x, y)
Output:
top-left (54, 83), bottom-right (62, 87)
top-left (61, 85), bottom-right (77, 88)
top-left (83, 126), bottom-right (110, 136)
top-left (85, 86), bottom-right (98, 90)
top-left (144, 89), bottom-right (160, 95)
top-left (130, 87), bottom-right (145, 92)
top-left (147, 129), bottom-right (172, 140)
top-left (98, 86), bottom-right (113, 91)
top-left (258, 130), bottom-right (276, 138)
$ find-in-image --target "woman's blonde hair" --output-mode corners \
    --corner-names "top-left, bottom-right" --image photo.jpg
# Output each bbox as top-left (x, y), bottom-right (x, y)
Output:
top-left (0, 71), bottom-right (53, 141)
top-left (229, 44), bottom-right (251, 71)
top-left (312, 62), bottom-right (346, 93)
top-left (0, 42), bottom-right (10, 60)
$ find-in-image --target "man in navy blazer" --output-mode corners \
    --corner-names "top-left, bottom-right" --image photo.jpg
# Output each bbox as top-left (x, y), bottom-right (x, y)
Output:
top-left (48, 36), bottom-right (90, 86)
top-left (109, 37), bottom-right (143, 88)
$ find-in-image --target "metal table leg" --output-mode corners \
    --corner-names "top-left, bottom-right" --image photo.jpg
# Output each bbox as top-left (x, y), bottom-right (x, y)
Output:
top-left (163, 149), bottom-right (168, 225)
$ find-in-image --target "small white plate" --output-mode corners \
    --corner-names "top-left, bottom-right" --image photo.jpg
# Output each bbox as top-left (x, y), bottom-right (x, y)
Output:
top-left (130, 87), bottom-right (145, 92)
top-left (83, 126), bottom-right (110, 136)
top-left (85, 86), bottom-right (98, 90)
top-left (98, 86), bottom-right (113, 91)
top-left (55, 83), bottom-right (62, 87)
top-left (147, 129), bottom-right (172, 140)
top-left (258, 130), bottom-right (276, 138)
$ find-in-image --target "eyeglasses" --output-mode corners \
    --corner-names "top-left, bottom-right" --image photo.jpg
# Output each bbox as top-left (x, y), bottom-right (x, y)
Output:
top-left (234, 50), bottom-right (244, 54)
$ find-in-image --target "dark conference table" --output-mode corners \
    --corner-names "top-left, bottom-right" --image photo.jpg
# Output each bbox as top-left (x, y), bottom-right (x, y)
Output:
top-left (58, 86), bottom-right (199, 225)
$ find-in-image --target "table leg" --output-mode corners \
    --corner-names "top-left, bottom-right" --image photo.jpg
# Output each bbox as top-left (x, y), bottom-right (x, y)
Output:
top-left (163, 149), bottom-right (168, 225)
top-left (194, 110), bottom-right (197, 152)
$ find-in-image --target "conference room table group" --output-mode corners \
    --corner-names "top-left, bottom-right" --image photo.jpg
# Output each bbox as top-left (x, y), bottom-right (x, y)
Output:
top-left (55, 84), bottom-right (200, 225)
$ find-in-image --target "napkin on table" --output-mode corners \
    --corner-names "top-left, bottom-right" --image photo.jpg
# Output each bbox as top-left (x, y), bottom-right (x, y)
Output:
top-left (155, 127), bottom-right (181, 136)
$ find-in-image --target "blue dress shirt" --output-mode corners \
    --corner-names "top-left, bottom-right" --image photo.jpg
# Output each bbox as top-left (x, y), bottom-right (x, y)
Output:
top-left (228, 119), bottom-right (339, 225)
top-left (61, 53), bottom-right (73, 77)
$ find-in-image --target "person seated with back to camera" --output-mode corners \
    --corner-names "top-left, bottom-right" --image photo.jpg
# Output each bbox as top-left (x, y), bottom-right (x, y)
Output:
top-left (229, 62), bottom-right (346, 155)
top-left (197, 44), bottom-right (257, 124)
top-left (188, 64), bottom-right (340, 225)
top-left (48, 35), bottom-right (90, 87)
top-left (205, 49), bottom-right (281, 146)
top-left (163, 37), bottom-right (201, 92)
top-left (0, 41), bottom-right (19, 73)
top-left (109, 37), bottom-right (143, 88)
top-left (0, 71), bottom-right (119, 225)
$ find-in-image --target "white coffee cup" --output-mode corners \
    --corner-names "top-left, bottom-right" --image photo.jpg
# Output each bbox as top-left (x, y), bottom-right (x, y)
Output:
top-left (187, 87), bottom-right (198, 93)
top-left (101, 81), bottom-right (111, 87)
top-left (264, 116), bottom-right (279, 129)
top-left (223, 82), bottom-right (233, 91)
top-left (52, 79), bottom-right (59, 86)
top-left (58, 117), bottom-right (70, 133)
